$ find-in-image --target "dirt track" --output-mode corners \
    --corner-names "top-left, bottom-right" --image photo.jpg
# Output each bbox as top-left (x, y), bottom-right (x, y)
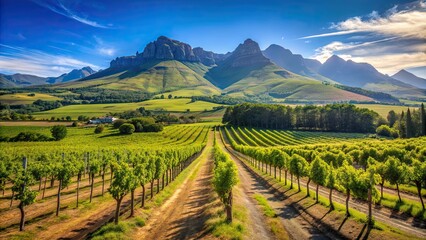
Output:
top-left (134, 130), bottom-right (215, 239)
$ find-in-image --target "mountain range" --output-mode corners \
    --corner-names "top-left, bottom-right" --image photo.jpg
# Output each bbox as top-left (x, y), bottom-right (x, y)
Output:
top-left (1, 36), bottom-right (424, 102)
top-left (0, 67), bottom-right (96, 88)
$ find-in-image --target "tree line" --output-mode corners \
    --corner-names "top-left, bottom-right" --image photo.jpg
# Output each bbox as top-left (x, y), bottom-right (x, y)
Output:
top-left (223, 103), bottom-right (380, 133)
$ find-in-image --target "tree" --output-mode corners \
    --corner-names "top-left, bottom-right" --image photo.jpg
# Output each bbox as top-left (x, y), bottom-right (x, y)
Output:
top-left (88, 158), bottom-right (100, 203)
top-left (113, 119), bottom-right (126, 129)
top-left (376, 125), bottom-right (393, 137)
top-left (50, 125), bottom-right (67, 141)
top-left (421, 103), bottom-right (426, 136)
top-left (55, 158), bottom-right (75, 216)
top-left (326, 164), bottom-right (336, 210)
top-left (94, 124), bottom-right (105, 134)
top-left (384, 156), bottom-right (407, 202)
top-left (387, 110), bottom-right (397, 127)
top-left (310, 157), bottom-right (328, 202)
top-left (213, 159), bottom-right (238, 222)
top-left (337, 161), bottom-right (356, 216)
top-left (108, 162), bottom-right (134, 224)
top-left (168, 94), bottom-right (172, 99)
top-left (406, 108), bottom-right (415, 138)
top-left (289, 154), bottom-right (309, 191)
top-left (134, 160), bottom-right (149, 208)
top-left (408, 159), bottom-right (426, 210)
top-left (12, 167), bottom-right (38, 231)
top-left (119, 123), bottom-right (135, 134)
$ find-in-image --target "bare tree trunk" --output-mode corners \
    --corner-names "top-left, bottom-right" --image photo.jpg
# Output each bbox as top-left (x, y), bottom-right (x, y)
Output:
top-left (396, 183), bottom-right (402, 202)
top-left (226, 191), bottom-right (233, 223)
top-left (416, 182), bottom-right (425, 210)
top-left (19, 202), bottom-right (25, 231)
top-left (329, 188), bottom-right (334, 210)
top-left (76, 175), bottom-right (80, 208)
top-left (42, 177), bottom-right (47, 199)
top-left (102, 173), bottom-right (105, 196)
top-left (162, 173), bottom-right (165, 190)
top-left (130, 190), bottom-right (135, 217)
top-left (306, 178), bottom-right (311, 197)
top-left (297, 176), bottom-right (300, 191)
top-left (141, 185), bottom-right (145, 207)
top-left (114, 198), bottom-right (122, 224)
top-left (150, 180), bottom-right (154, 199)
top-left (56, 180), bottom-right (62, 216)
top-left (290, 173), bottom-right (293, 189)
top-left (316, 184), bottom-right (319, 203)
top-left (284, 170), bottom-right (287, 185)
top-left (279, 169), bottom-right (282, 182)
top-left (368, 186), bottom-right (373, 225)
top-left (38, 179), bottom-right (42, 191)
top-left (50, 177), bottom-right (55, 188)
top-left (345, 189), bottom-right (350, 217)
top-left (157, 178), bottom-right (160, 194)
top-left (274, 166), bottom-right (277, 179)
top-left (90, 173), bottom-right (94, 203)
top-left (10, 191), bottom-right (14, 208)
top-left (380, 181), bottom-right (384, 201)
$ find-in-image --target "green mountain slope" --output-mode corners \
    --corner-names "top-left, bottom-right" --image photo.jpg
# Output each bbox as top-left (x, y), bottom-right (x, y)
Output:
top-left (56, 60), bottom-right (221, 96)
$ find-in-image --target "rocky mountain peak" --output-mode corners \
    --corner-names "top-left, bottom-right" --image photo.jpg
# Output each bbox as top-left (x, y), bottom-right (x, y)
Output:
top-left (228, 39), bottom-right (270, 67)
top-left (142, 36), bottom-right (198, 62)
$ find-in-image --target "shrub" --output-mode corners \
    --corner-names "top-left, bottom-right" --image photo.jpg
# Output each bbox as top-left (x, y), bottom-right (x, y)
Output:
top-left (119, 123), bottom-right (135, 134)
top-left (51, 125), bottom-right (67, 141)
top-left (113, 119), bottom-right (126, 129)
top-left (143, 123), bottom-right (163, 132)
top-left (376, 125), bottom-right (392, 137)
top-left (10, 132), bottom-right (51, 142)
top-left (135, 122), bottom-right (143, 132)
top-left (72, 121), bottom-right (78, 127)
top-left (95, 124), bottom-right (105, 134)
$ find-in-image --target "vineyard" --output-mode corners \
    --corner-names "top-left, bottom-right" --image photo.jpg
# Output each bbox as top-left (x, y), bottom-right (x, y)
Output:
top-left (222, 126), bottom-right (426, 237)
top-left (0, 124), bottom-right (210, 238)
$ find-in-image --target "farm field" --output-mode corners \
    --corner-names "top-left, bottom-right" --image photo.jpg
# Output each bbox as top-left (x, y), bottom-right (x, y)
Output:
top-left (30, 98), bottom-right (226, 119)
top-left (0, 92), bottom-right (62, 105)
top-left (355, 104), bottom-right (420, 118)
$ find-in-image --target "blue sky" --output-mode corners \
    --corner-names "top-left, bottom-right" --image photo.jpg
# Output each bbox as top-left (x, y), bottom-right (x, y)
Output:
top-left (0, 0), bottom-right (425, 78)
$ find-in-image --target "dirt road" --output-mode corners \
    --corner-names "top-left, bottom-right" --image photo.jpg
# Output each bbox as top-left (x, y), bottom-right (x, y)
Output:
top-left (218, 130), bottom-right (331, 240)
top-left (134, 130), bottom-right (215, 239)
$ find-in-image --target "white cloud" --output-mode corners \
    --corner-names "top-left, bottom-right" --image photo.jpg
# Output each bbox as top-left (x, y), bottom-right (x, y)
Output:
top-left (32, 0), bottom-right (112, 28)
top-left (301, 1), bottom-right (426, 39)
top-left (350, 52), bottom-right (426, 74)
top-left (99, 48), bottom-right (115, 56)
top-left (0, 44), bottom-right (100, 77)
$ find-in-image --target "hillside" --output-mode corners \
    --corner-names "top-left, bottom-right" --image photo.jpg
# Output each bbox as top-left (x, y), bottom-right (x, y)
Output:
top-left (391, 70), bottom-right (426, 89)
top-left (58, 60), bottom-right (221, 96)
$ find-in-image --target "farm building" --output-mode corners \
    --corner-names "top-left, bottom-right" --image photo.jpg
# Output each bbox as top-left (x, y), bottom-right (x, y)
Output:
top-left (89, 116), bottom-right (118, 124)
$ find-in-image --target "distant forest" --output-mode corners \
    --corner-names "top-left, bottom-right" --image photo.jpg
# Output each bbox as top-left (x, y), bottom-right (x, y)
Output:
top-left (222, 103), bottom-right (381, 133)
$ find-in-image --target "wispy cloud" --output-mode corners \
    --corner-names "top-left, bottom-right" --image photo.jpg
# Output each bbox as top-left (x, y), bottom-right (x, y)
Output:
top-left (0, 44), bottom-right (100, 77)
top-left (32, 0), bottom-right (112, 28)
top-left (307, 1), bottom-right (426, 75)
top-left (301, 0), bottom-right (426, 39)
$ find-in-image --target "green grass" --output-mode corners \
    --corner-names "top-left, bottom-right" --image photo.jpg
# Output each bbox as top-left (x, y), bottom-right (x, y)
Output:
top-left (254, 194), bottom-right (276, 218)
top-left (31, 99), bottom-right (226, 119)
top-left (0, 92), bottom-right (62, 105)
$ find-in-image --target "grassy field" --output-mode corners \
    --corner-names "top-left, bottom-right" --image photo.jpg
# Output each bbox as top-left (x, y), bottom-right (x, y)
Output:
top-left (31, 99), bottom-right (226, 119)
top-left (0, 92), bottom-right (62, 105)
top-left (355, 104), bottom-right (418, 118)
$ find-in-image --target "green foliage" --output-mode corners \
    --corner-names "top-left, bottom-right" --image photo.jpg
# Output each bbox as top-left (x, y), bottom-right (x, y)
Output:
top-left (7, 132), bottom-right (51, 142)
top-left (94, 124), bottom-right (105, 134)
top-left (108, 162), bottom-right (137, 201)
top-left (289, 154), bottom-right (309, 178)
top-left (50, 125), bottom-right (67, 141)
top-left (223, 103), bottom-right (380, 133)
top-left (12, 170), bottom-right (38, 206)
top-left (119, 123), bottom-right (135, 134)
top-left (310, 157), bottom-right (328, 186)
top-left (113, 119), bottom-right (127, 129)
